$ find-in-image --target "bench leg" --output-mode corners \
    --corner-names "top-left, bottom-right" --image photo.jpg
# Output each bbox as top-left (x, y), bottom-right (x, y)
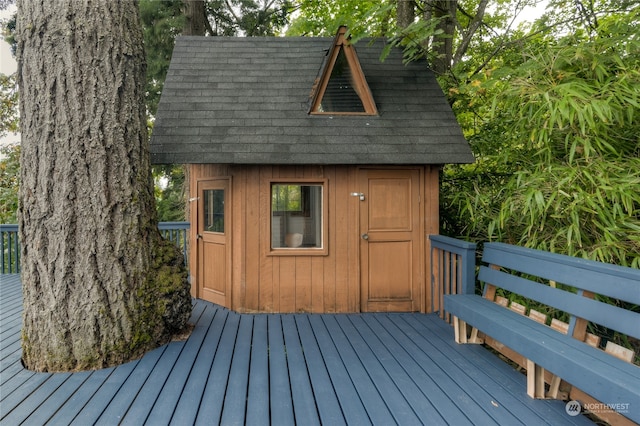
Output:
top-left (526, 359), bottom-right (546, 398)
top-left (452, 317), bottom-right (484, 344)
top-left (468, 327), bottom-right (484, 344)
top-left (546, 375), bottom-right (562, 399)
top-left (453, 316), bottom-right (468, 344)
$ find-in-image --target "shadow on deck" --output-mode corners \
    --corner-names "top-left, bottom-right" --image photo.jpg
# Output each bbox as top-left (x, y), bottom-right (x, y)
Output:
top-left (1, 274), bottom-right (593, 425)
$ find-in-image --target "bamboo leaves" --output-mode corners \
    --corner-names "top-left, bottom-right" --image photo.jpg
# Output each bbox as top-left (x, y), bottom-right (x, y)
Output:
top-left (442, 5), bottom-right (640, 268)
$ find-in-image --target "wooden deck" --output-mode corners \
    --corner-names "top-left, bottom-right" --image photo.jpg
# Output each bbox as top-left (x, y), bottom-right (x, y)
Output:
top-left (1, 274), bottom-right (593, 425)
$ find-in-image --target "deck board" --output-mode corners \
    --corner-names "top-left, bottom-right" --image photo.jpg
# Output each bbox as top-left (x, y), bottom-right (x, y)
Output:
top-left (350, 315), bottom-right (449, 424)
top-left (294, 315), bottom-right (345, 426)
top-left (322, 315), bottom-right (398, 424)
top-left (96, 345), bottom-right (167, 425)
top-left (307, 314), bottom-right (372, 425)
top-left (23, 370), bottom-right (91, 425)
top-left (267, 315), bottom-right (295, 426)
top-left (143, 303), bottom-right (217, 425)
top-left (389, 314), bottom-right (527, 425)
top-left (70, 362), bottom-right (138, 425)
top-left (46, 368), bottom-right (113, 425)
top-left (281, 315), bottom-right (319, 426)
top-left (193, 309), bottom-right (239, 425)
top-left (0, 273), bottom-right (596, 425)
top-left (219, 314), bottom-right (254, 425)
top-left (335, 315), bottom-right (423, 425)
top-left (245, 314), bottom-right (270, 426)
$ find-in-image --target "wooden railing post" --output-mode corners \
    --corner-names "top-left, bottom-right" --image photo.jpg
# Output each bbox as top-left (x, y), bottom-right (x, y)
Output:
top-left (429, 235), bottom-right (477, 319)
top-left (460, 243), bottom-right (476, 296)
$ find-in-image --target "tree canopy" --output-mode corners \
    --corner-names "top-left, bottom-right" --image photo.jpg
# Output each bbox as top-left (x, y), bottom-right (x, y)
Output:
top-left (441, 1), bottom-right (640, 267)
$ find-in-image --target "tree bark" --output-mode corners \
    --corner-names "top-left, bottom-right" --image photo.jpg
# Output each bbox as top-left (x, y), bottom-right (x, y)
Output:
top-left (182, 0), bottom-right (208, 36)
top-left (431, 0), bottom-right (458, 75)
top-left (397, 0), bottom-right (416, 29)
top-left (16, 0), bottom-right (191, 372)
top-left (453, 0), bottom-right (489, 67)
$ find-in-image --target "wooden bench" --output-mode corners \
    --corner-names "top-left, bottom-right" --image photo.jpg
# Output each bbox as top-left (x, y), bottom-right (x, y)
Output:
top-left (443, 242), bottom-right (640, 424)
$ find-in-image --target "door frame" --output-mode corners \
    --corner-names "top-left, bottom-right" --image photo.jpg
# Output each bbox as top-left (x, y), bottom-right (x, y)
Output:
top-left (196, 177), bottom-right (232, 308)
top-left (357, 167), bottom-right (424, 312)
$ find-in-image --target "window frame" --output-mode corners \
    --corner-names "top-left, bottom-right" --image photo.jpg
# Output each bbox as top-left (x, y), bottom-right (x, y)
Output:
top-left (202, 188), bottom-right (226, 234)
top-left (266, 178), bottom-right (329, 256)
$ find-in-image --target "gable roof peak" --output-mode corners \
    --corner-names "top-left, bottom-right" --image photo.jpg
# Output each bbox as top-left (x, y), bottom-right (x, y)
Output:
top-left (309, 26), bottom-right (377, 116)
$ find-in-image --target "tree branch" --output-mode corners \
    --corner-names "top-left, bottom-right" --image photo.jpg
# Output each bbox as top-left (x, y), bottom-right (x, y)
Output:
top-left (452, 0), bottom-right (489, 66)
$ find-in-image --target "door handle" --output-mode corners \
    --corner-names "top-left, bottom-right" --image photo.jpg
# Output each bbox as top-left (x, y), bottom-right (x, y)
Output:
top-left (361, 233), bottom-right (369, 240)
top-left (196, 234), bottom-right (203, 240)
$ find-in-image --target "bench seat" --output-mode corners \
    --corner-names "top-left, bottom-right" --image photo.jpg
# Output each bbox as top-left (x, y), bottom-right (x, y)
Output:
top-left (444, 293), bottom-right (640, 424)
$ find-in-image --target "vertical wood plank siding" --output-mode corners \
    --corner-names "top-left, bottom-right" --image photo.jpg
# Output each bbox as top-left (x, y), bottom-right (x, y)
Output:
top-left (190, 164), bottom-right (440, 313)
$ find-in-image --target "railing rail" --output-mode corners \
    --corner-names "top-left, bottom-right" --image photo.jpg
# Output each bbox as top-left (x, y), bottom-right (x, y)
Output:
top-left (0, 224), bottom-right (19, 274)
top-left (429, 235), bottom-right (477, 320)
top-left (1, 222), bottom-right (191, 274)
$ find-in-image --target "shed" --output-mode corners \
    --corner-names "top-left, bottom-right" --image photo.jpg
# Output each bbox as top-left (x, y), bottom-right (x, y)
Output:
top-left (150, 28), bottom-right (474, 313)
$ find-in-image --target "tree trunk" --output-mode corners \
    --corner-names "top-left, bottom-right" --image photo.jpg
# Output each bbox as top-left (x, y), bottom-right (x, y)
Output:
top-left (182, 0), bottom-right (208, 36)
top-left (397, 0), bottom-right (416, 29)
top-left (431, 0), bottom-right (457, 75)
top-left (453, 0), bottom-right (489, 67)
top-left (16, 0), bottom-right (191, 372)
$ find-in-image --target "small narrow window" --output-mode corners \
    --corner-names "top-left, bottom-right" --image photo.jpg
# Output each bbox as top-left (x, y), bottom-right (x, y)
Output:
top-left (203, 189), bottom-right (224, 233)
top-left (271, 184), bottom-right (323, 249)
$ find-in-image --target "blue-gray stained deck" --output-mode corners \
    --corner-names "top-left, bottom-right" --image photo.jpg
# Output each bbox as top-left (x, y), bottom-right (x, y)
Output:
top-left (0, 274), bottom-right (593, 425)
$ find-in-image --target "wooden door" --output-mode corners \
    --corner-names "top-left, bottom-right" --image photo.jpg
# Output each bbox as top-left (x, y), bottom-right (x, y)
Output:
top-left (359, 169), bottom-right (422, 312)
top-left (197, 178), bottom-right (230, 307)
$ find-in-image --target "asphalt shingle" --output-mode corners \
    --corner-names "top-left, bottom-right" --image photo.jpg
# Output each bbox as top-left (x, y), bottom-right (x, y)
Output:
top-left (150, 36), bottom-right (474, 165)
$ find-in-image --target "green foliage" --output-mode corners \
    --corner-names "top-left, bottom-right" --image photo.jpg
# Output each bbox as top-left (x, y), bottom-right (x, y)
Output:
top-left (207, 0), bottom-right (293, 36)
top-left (0, 73), bottom-right (18, 137)
top-left (287, 0), bottom-right (392, 37)
top-left (442, 6), bottom-right (640, 267)
top-left (0, 143), bottom-right (19, 223)
top-left (153, 164), bottom-right (186, 222)
top-left (140, 0), bottom-right (184, 117)
top-left (0, 7), bottom-right (16, 55)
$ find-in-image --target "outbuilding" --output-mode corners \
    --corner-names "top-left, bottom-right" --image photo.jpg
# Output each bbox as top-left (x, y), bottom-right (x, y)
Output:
top-left (150, 28), bottom-right (473, 313)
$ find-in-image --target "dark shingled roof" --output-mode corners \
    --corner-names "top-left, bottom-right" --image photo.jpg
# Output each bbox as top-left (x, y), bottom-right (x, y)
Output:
top-left (150, 36), bottom-right (474, 165)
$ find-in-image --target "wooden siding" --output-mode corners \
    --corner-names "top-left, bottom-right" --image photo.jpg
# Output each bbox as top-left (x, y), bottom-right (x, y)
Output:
top-left (1, 274), bottom-right (593, 425)
top-left (189, 165), bottom-right (440, 313)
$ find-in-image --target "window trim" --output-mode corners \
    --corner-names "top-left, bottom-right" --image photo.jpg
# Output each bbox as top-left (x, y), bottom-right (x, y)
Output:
top-left (266, 178), bottom-right (329, 256)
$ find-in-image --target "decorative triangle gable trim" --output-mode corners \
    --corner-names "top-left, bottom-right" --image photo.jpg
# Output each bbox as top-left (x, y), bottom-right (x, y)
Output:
top-left (309, 26), bottom-right (378, 116)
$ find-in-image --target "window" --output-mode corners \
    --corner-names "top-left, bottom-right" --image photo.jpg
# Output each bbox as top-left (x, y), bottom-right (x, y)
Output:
top-left (203, 189), bottom-right (224, 233)
top-left (271, 184), bottom-right (323, 250)
top-left (309, 26), bottom-right (377, 116)
top-left (316, 47), bottom-right (366, 113)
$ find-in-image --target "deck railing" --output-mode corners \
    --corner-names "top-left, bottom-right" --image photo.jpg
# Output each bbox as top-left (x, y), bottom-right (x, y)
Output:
top-left (429, 235), bottom-right (477, 320)
top-left (1, 222), bottom-right (190, 274)
top-left (0, 224), bottom-right (19, 274)
top-left (158, 221), bottom-right (190, 266)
